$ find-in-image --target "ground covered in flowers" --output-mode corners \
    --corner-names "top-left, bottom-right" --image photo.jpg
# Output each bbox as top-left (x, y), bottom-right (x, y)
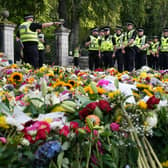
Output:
top-left (0, 64), bottom-right (168, 168)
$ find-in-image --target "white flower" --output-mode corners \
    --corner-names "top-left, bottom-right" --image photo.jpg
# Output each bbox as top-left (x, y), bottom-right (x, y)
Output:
top-left (145, 113), bottom-right (158, 130)
top-left (21, 138), bottom-right (30, 146)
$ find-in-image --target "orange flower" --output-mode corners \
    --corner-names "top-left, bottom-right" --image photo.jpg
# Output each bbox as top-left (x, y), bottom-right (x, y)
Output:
top-left (85, 115), bottom-right (100, 126)
top-left (68, 80), bottom-right (76, 87)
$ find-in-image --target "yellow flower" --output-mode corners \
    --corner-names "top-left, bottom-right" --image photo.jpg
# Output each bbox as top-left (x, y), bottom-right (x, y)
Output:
top-left (143, 89), bottom-right (153, 97)
top-left (108, 90), bottom-right (121, 98)
top-left (84, 86), bottom-right (94, 94)
top-left (97, 87), bottom-right (106, 94)
top-left (136, 83), bottom-right (149, 89)
top-left (138, 100), bottom-right (147, 110)
top-left (40, 66), bottom-right (48, 72)
top-left (53, 81), bottom-right (64, 88)
top-left (8, 72), bottom-right (23, 84)
top-left (116, 115), bottom-right (122, 123)
top-left (63, 83), bottom-right (73, 90)
top-left (162, 160), bottom-right (168, 167)
top-left (153, 87), bottom-right (164, 93)
top-left (68, 80), bottom-right (76, 87)
top-left (0, 116), bottom-right (9, 129)
top-left (140, 72), bottom-right (147, 78)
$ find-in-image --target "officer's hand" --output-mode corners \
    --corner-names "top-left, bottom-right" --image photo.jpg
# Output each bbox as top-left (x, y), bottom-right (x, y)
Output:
top-left (112, 54), bottom-right (115, 58)
top-left (54, 22), bottom-right (62, 25)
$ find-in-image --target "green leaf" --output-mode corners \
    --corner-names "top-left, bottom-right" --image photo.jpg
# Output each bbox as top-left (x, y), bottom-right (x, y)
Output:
top-left (62, 141), bottom-right (70, 151)
top-left (57, 151), bottom-right (64, 168)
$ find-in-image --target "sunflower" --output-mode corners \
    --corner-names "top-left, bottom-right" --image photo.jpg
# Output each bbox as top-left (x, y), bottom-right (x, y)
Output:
top-left (143, 89), bottom-right (153, 97)
top-left (85, 115), bottom-right (100, 126)
top-left (63, 83), bottom-right (73, 90)
top-left (68, 80), bottom-right (76, 87)
top-left (53, 81), bottom-right (64, 88)
top-left (9, 72), bottom-right (23, 84)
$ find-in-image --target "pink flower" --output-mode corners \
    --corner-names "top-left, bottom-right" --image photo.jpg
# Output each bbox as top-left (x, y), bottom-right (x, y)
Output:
top-left (59, 125), bottom-right (70, 137)
top-left (93, 130), bottom-right (98, 136)
top-left (91, 155), bottom-right (98, 165)
top-left (97, 79), bottom-right (109, 87)
top-left (0, 137), bottom-right (7, 144)
top-left (110, 122), bottom-right (120, 131)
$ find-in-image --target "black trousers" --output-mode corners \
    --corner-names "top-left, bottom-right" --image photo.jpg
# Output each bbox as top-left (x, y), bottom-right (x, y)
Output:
top-left (88, 50), bottom-right (99, 70)
top-left (23, 43), bottom-right (39, 69)
top-left (159, 52), bottom-right (168, 70)
top-left (124, 47), bottom-right (135, 72)
top-left (135, 49), bottom-right (146, 70)
top-left (74, 57), bottom-right (79, 67)
top-left (39, 50), bottom-right (45, 68)
top-left (102, 51), bottom-right (114, 69)
top-left (147, 54), bottom-right (159, 70)
top-left (116, 49), bottom-right (124, 72)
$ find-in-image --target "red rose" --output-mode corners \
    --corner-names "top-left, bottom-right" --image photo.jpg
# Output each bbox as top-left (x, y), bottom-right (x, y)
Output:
top-left (98, 100), bottom-right (112, 113)
top-left (70, 121), bottom-right (79, 130)
top-left (146, 96), bottom-right (160, 109)
top-left (79, 107), bottom-right (89, 120)
top-left (86, 102), bottom-right (98, 112)
top-left (59, 125), bottom-right (70, 137)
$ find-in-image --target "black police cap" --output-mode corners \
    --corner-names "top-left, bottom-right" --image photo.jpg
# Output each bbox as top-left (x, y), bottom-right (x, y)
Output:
top-left (126, 21), bottom-right (134, 26)
top-left (137, 27), bottom-right (144, 32)
top-left (153, 36), bottom-right (159, 39)
top-left (115, 26), bottom-right (123, 30)
top-left (91, 27), bottom-right (99, 32)
top-left (24, 14), bottom-right (34, 20)
top-left (104, 26), bottom-right (111, 31)
top-left (163, 27), bottom-right (168, 32)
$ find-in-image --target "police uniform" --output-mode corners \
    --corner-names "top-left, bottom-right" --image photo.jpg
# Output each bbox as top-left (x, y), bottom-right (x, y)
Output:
top-left (134, 28), bottom-right (147, 70)
top-left (150, 36), bottom-right (159, 70)
top-left (86, 28), bottom-right (99, 70)
top-left (98, 27), bottom-right (105, 68)
top-left (38, 32), bottom-right (45, 67)
top-left (146, 39), bottom-right (153, 68)
top-left (159, 28), bottom-right (168, 69)
top-left (73, 46), bottom-right (80, 67)
top-left (123, 21), bottom-right (136, 71)
top-left (113, 26), bottom-right (124, 72)
top-left (17, 14), bottom-right (42, 68)
top-left (99, 26), bottom-right (116, 69)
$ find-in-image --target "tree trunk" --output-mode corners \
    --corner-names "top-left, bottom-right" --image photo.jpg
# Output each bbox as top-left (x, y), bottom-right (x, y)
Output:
top-left (69, 0), bottom-right (80, 52)
top-left (58, 0), bottom-right (68, 27)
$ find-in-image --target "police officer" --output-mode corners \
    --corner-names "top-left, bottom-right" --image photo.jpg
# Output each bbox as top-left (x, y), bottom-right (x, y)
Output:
top-left (123, 21), bottom-right (136, 71)
top-left (146, 38), bottom-right (153, 68)
top-left (159, 28), bottom-right (168, 69)
top-left (99, 26), bottom-right (116, 69)
top-left (37, 29), bottom-right (45, 67)
top-left (134, 27), bottom-right (147, 70)
top-left (113, 26), bottom-right (124, 72)
top-left (73, 45), bottom-right (80, 67)
top-left (98, 27), bottom-right (105, 68)
top-left (17, 14), bottom-right (61, 68)
top-left (85, 27), bottom-right (99, 70)
top-left (151, 36), bottom-right (159, 70)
